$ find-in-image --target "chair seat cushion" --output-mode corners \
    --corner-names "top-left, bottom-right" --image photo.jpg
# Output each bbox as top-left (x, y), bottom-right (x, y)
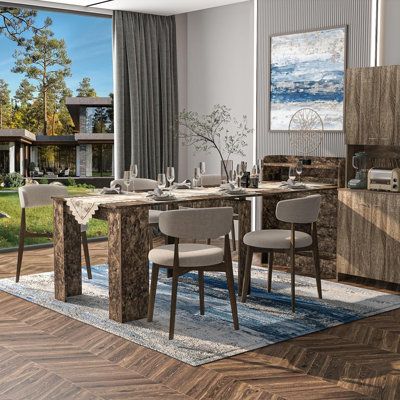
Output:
top-left (149, 210), bottom-right (163, 225)
top-left (149, 243), bottom-right (224, 267)
top-left (244, 229), bottom-right (312, 249)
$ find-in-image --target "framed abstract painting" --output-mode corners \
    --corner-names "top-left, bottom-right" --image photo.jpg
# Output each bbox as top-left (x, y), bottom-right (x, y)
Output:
top-left (269, 26), bottom-right (347, 132)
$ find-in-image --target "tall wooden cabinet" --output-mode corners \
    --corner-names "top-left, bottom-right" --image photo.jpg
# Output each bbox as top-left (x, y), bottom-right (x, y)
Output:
top-left (337, 65), bottom-right (400, 284)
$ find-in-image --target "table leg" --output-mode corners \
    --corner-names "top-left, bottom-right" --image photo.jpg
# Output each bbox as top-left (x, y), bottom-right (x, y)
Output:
top-left (54, 199), bottom-right (82, 302)
top-left (108, 205), bottom-right (150, 322)
top-left (237, 199), bottom-right (251, 296)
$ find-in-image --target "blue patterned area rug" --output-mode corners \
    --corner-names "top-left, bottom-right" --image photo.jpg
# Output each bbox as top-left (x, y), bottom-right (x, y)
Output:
top-left (0, 264), bottom-right (399, 366)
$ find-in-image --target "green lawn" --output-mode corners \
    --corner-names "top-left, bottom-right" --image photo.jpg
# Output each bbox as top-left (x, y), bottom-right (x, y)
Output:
top-left (0, 188), bottom-right (108, 249)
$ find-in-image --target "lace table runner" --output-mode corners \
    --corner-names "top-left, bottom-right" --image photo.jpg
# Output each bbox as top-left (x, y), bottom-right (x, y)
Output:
top-left (65, 189), bottom-right (226, 225)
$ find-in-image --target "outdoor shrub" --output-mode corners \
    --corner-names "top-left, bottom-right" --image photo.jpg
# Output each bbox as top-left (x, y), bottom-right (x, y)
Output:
top-left (39, 178), bottom-right (49, 184)
top-left (3, 172), bottom-right (24, 188)
top-left (66, 177), bottom-right (76, 186)
top-left (76, 183), bottom-right (95, 189)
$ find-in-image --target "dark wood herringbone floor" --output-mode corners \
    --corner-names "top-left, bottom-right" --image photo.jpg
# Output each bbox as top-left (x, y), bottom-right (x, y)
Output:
top-left (0, 240), bottom-right (399, 400)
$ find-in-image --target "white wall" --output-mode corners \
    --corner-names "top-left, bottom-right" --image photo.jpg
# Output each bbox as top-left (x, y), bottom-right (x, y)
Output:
top-left (380, 0), bottom-right (400, 65)
top-left (178, 1), bottom-right (255, 180)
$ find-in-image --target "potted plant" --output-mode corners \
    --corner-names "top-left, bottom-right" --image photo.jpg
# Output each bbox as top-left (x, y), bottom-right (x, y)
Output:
top-left (178, 105), bottom-right (252, 181)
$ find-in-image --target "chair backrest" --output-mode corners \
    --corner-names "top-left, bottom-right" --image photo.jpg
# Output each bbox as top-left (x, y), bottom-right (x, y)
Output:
top-left (275, 194), bottom-right (321, 224)
top-left (18, 184), bottom-right (68, 209)
top-left (132, 178), bottom-right (158, 191)
top-left (159, 207), bottom-right (233, 240)
top-left (110, 178), bottom-right (157, 191)
top-left (201, 174), bottom-right (222, 187)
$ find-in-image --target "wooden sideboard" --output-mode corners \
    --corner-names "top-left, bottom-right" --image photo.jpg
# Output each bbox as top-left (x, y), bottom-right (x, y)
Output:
top-left (337, 189), bottom-right (400, 284)
top-left (337, 65), bottom-right (400, 284)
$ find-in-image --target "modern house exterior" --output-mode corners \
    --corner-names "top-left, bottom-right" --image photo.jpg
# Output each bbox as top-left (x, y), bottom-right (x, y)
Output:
top-left (0, 97), bottom-right (114, 178)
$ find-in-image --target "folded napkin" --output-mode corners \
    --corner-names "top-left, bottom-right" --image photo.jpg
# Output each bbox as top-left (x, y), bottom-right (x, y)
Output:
top-left (173, 179), bottom-right (191, 189)
top-left (220, 183), bottom-right (235, 191)
top-left (151, 187), bottom-right (164, 197)
top-left (101, 187), bottom-right (120, 195)
top-left (280, 179), bottom-right (306, 189)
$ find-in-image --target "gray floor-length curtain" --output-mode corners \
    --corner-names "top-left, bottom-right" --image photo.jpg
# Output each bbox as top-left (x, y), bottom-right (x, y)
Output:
top-left (113, 11), bottom-right (179, 179)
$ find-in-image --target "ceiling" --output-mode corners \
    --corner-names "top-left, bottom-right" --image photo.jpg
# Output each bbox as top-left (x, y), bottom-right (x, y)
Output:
top-left (29, 0), bottom-right (249, 15)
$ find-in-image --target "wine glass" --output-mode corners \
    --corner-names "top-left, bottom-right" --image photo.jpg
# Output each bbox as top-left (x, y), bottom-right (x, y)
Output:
top-left (123, 170), bottom-right (132, 192)
top-left (157, 173), bottom-right (166, 190)
top-left (296, 160), bottom-right (303, 183)
top-left (166, 166), bottom-right (175, 196)
top-left (199, 162), bottom-right (206, 188)
top-left (194, 167), bottom-right (201, 187)
top-left (130, 164), bottom-right (138, 178)
top-left (288, 166), bottom-right (296, 182)
top-left (236, 163), bottom-right (244, 188)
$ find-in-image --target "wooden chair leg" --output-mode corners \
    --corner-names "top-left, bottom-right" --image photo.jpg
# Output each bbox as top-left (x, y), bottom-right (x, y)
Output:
top-left (81, 231), bottom-right (92, 280)
top-left (199, 270), bottom-right (205, 315)
top-left (312, 245), bottom-right (322, 299)
top-left (290, 248), bottom-right (296, 313)
top-left (169, 268), bottom-right (179, 340)
top-left (16, 230), bottom-right (25, 283)
top-left (241, 246), bottom-right (253, 303)
top-left (231, 220), bottom-right (236, 251)
top-left (312, 222), bottom-right (322, 299)
top-left (267, 251), bottom-right (274, 292)
top-left (149, 226), bottom-right (154, 250)
top-left (16, 210), bottom-right (26, 283)
top-left (225, 260), bottom-right (239, 330)
top-left (147, 264), bottom-right (159, 322)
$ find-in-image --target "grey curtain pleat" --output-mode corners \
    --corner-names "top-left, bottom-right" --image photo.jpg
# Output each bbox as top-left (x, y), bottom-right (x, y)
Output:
top-left (113, 11), bottom-right (179, 179)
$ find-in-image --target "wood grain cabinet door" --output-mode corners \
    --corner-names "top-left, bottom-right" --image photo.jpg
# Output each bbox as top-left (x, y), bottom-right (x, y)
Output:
top-left (369, 193), bottom-right (387, 280)
top-left (337, 190), bottom-right (371, 277)
top-left (359, 68), bottom-right (381, 145)
top-left (384, 195), bottom-right (400, 283)
top-left (379, 66), bottom-right (400, 146)
top-left (345, 66), bottom-right (400, 146)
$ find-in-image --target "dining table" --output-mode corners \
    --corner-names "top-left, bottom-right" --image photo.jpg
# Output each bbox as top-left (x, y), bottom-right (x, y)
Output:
top-left (52, 182), bottom-right (337, 323)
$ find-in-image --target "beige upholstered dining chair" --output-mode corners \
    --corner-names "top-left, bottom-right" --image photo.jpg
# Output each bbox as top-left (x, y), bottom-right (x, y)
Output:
top-left (241, 194), bottom-right (322, 312)
top-left (111, 178), bottom-right (164, 249)
top-left (17, 184), bottom-right (92, 282)
top-left (147, 207), bottom-right (239, 340)
top-left (198, 174), bottom-right (237, 251)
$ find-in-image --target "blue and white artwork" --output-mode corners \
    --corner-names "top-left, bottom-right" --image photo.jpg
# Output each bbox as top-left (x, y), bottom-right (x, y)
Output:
top-left (270, 27), bottom-right (346, 131)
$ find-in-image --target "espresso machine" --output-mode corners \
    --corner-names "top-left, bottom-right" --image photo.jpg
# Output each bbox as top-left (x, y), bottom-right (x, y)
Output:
top-left (348, 151), bottom-right (368, 189)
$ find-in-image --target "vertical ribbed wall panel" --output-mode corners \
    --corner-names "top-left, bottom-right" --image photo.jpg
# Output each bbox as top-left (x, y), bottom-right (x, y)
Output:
top-left (257, 0), bottom-right (373, 158)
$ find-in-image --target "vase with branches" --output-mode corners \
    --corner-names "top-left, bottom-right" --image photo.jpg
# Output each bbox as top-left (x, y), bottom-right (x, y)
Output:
top-left (178, 104), bottom-right (252, 181)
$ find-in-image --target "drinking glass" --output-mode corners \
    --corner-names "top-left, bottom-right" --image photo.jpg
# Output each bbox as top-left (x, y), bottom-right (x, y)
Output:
top-left (123, 170), bottom-right (132, 192)
top-left (296, 160), bottom-right (303, 182)
top-left (166, 166), bottom-right (175, 195)
top-left (228, 169), bottom-right (237, 187)
top-left (236, 163), bottom-right (244, 187)
top-left (157, 173), bottom-right (166, 190)
top-left (130, 164), bottom-right (138, 178)
top-left (199, 162), bottom-right (206, 187)
top-left (288, 166), bottom-right (296, 181)
top-left (194, 167), bottom-right (201, 187)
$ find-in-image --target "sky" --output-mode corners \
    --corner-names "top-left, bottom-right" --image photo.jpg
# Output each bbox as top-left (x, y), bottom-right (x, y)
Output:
top-left (0, 8), bottom-right (113, 97)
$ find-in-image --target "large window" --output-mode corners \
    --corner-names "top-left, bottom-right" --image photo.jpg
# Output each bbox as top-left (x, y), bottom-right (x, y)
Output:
top-left (85, 107), bottom-right (113, 133)
top-left (38, 146), bottom-right (76, 174)
top-left (92, 144), bottom-right (112, 176)
top-left (0, 148), bottom-right (9, 174)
